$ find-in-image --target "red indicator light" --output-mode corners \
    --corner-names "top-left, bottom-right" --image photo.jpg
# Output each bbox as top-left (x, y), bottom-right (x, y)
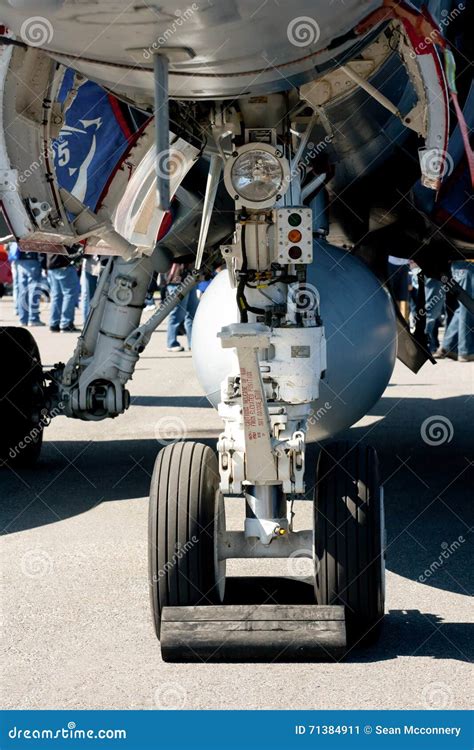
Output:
top-left (289, 246), bottom-right (302, 260)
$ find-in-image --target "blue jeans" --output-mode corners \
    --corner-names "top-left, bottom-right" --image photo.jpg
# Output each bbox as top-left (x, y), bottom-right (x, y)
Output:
top-left (48, 266), bottom-right (79, 328)
top-left (17, 259), bottom-right (42, 324)
top-left (10, 260), bottom-right (21, 316)
top-left (424, 277), bottom-right (445, 352)
top-left (442, 261), bottom-right (474, 357)
top-left (81, 267), bottom-right (98, 322)
top-left (166, 284), bottom-right (198, 349)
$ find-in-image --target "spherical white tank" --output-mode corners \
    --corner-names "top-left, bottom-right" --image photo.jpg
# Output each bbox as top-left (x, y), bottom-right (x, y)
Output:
top-left (192, 241), bottom-right (397, 441)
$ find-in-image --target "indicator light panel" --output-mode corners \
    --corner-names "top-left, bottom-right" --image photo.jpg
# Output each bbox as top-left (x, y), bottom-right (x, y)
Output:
top-left (275, 208), bottom-right (312, 264)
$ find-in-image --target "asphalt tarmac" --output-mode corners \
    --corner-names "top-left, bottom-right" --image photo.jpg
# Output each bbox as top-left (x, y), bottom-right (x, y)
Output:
top-left (1, 298), bottom-right (472, 710)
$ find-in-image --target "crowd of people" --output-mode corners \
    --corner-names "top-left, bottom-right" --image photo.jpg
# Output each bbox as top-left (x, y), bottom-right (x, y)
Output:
top-left (388, 256), bottom-right (474, 363)
top-left (1, 243), bottom-right (95, 332)
top-left (0, 243), bottom-right (221, 351)
top-left (1, 242), bottom-right (471, 360)
top-left (144, 263), bottom-right (221, 353)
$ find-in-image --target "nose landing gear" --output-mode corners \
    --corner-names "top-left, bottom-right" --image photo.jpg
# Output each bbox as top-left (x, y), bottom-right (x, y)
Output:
top-left (147, 125), bottom-right (385, 661)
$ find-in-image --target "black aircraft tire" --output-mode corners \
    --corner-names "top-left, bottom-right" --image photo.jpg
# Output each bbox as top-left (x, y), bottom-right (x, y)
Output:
top-left (148, 441), bottom-right (222, 639)
top-left (314, 441), bottom-right (385, 646)
top-left (0, 327), bottom-right (45, 467)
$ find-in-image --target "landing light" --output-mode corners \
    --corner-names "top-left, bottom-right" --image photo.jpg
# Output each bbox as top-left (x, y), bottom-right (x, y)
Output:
top-left (224, 142), bottom-right (290, 209)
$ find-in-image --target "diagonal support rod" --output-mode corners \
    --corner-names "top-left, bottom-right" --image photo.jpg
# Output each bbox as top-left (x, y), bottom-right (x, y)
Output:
top-left (195, 154), bottom-right (222, 271)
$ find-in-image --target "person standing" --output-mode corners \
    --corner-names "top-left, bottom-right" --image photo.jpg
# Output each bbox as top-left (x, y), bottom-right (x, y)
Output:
top-left (424, 276), bottom-right (446, 354)
top-left (435, 261), bottom-right (474, 362)
top-left (16, 246), bottom-right (44, 327)
top-left (158, 272), bottom-right (168, 304)
top-left (166, 263), bottom-right (198, 352)
top-left (0, 242), bottom-right (12, 298)
top-left (144, 271), bottom-right (158, 311)
top-left (388, 256), bottom-right (410, 321)
top-left (80, 255), bottom-right (102, 322)
top-left (7, 242), bottom-right (21, 315)
top-left (47, 252), bottom-right (80, 332)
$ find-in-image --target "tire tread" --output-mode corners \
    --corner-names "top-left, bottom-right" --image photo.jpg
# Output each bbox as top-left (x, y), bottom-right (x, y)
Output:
top-left (314, 441), bottom-right (383, 644)
top-left (148, 441), bottom-right (219, 638)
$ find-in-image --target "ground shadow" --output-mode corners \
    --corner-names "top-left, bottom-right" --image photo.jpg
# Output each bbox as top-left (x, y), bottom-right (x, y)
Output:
top-left (130, 395), bottom-right (210, 408)
top-left (185, 577), bottom-right (474, 663)
top-left (1, 394), bottom-right (472, 607)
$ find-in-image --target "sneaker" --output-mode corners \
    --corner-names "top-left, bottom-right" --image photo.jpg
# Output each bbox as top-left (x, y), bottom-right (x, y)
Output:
top-left (50, 325), bottom-right (60, 332)
top-left (433, 348), bottom-right (457, 361)
top-left (458, 354), bottom-right (474, 362)
top-left (167, 345), bottom-right (184, 352)
top-left (28, 320), bottom-right (45, 327)
top-left (60, 324), bottom-right (78, 332)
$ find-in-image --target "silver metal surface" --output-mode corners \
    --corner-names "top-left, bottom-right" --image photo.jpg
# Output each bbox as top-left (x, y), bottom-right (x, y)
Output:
top-left (245, 485), bottom-right (286, 521)
top-left (153, 54), bottom-right (170, 211)
top-left (0, 0), bottom-right (383, 99)
top-left (219, 529), bottom-right (312, 560)
top-left (195, 155), bottom-right (222, 270)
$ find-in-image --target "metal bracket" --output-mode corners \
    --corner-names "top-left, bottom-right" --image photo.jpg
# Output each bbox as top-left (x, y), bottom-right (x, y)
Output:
top-left (219, 323), bottom-right (278, 485)
top-left (219, 529), bottom-right (312, 559)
